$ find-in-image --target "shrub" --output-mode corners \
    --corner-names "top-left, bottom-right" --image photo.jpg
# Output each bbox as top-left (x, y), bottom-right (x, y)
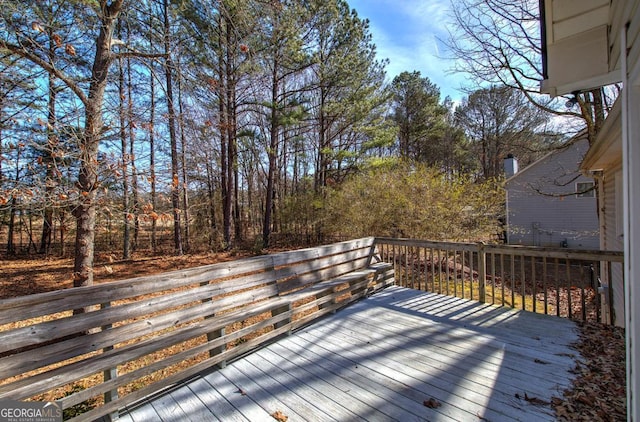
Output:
top-left (323, 162), bottom-right (503, 241)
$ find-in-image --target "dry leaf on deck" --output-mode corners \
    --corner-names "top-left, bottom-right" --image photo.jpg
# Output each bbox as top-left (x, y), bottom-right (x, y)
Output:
top-left (271, 410), bottom-right (288, 421)
top-left (423, 398), bottom-right (441, 408)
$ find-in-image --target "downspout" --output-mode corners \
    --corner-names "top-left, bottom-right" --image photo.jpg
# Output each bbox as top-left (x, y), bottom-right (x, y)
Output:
top-left (539, 0), bottom-right (548, 81)
top-left (583, 169), bottom-right (610, 324)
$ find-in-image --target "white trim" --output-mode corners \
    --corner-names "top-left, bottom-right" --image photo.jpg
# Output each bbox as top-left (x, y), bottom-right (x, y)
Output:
top-left (621, 26), bottom-right (640, 422)
top-left (541, 70), bottom-right (621, 96)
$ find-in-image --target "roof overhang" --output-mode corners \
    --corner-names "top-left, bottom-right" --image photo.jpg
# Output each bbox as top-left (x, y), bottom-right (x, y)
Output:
top-left (540, 0), bottom-right (621, 96)
top-left (581, 97), bottom-right (622, 171)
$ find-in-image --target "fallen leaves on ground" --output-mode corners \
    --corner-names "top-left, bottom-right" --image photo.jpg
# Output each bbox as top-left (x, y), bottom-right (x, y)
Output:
top-left (0, 250), bottom-right (253, 299)
top-left (553, 321), bottom-right (626, 421)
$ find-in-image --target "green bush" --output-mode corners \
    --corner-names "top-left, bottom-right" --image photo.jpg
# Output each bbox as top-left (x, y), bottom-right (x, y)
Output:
top-left (323, 162), bottom-right (503, 241)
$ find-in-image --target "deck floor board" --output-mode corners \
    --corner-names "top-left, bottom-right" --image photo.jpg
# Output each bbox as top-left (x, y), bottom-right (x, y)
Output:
top-left (121, 286), bottom-right (580, 421)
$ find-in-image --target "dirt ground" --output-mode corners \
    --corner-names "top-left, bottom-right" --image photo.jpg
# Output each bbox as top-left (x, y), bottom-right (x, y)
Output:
top-left (0, 250), bottom-right (254, 299)
top-left (0, 251), bottom-right (627, 420)
top-left (553, 321), bottom-right (627, 421)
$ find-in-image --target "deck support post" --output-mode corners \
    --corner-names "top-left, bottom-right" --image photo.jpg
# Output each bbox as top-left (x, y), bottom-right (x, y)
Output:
top-left (101, 301), bottom-right (119, 421)
top-left (317, 287), bottom-right (339, 314)
top-left (207, 326), bottom-right (227, 369)
top-left (477, 242), bottom-right (487, 303)
top-left (201, 281), bottom-right (227, 368)
top-left (271, 303), bottom-right (292, 335)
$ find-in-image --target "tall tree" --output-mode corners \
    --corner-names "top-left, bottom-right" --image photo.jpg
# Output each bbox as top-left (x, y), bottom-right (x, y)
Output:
top-left (257, 0), bottom-right (312, 248)
top-left (146, 1), bottom-right (159, 253)
top-left (390, 71), bottom-right (449, 162)
top-left (455, 85), bottom-right (551, 179)
top-left (0, 0), bottom-right (162, 290)
top-left (177, 60), bottom-right (191, 252)
top-left (162, 0), bottom-right (183, 255)
top-left (118, 25), bottom-right (132, 259)
top-left (126, 52), bottom-right (141, 252)
top-left (310, 0), bottom-right (387, 191)
top-left (38, 3), bottom-right (60, 255)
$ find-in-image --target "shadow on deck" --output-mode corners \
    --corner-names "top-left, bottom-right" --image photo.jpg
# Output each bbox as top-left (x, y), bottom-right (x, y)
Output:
top-left (120, 286), bottom-right (579, 422)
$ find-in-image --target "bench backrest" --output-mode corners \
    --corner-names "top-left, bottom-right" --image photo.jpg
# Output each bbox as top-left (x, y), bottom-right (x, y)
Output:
top-left (0, 237), bottom-right (391, 421)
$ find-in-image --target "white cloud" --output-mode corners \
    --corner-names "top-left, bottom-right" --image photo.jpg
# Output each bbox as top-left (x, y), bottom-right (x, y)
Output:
top-left (354, 0), bottom-right (468, 101)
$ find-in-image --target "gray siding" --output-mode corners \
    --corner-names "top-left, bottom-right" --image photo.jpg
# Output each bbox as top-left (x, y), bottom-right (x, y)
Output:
top-left (505, 138), bottom-right (600, 249)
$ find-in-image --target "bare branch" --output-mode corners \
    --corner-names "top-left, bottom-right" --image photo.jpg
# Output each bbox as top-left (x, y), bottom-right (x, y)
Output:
top-left (0, 39), bottom-right (89, 106)
top-left (114, 50), bottom-right (167, 60)
top-left (528, 180), bottom-right (596, 198)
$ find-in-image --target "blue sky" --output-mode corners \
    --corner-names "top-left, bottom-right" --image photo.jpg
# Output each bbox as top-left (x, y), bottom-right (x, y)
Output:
top-left (348, 0), bottom-right (468, 103)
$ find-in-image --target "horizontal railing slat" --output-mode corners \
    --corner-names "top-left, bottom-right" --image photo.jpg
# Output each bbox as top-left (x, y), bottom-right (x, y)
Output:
top-left (270, 237), bottom-right (374, 267)
top-left (0, 255), bottom-right (278, 325)
top-left (0, 281), bottom-right (279, 355)
top-left (0, 283), bottom-right (281, 379)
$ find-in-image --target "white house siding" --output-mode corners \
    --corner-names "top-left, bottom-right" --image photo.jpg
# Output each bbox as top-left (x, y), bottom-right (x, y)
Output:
top-left (599, 164), bottom-right (625, 326)
top-left (505, 138), bottom-right (600, 249)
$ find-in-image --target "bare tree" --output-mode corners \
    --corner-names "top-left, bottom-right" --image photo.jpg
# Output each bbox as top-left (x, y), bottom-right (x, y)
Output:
top-left (446, 0), bottom-right (614, 143)
top-left (455, 85), bottom-right (552, 179)
top-left (1, 0), bottom-right (163, 291)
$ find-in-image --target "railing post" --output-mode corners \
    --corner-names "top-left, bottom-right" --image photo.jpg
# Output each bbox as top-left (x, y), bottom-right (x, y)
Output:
top-left (271, 303), bottom-right (292, 335)
top-left (101, 301), bottom-right (119, 421)
top-left (207, 324), bottom-right (227, 369)
top-left (477, 242), bottom-right (486, 303)
top-left (202, 281), bottom-right (227, 368)
top-left (317, 288), bottom-right (339, 314)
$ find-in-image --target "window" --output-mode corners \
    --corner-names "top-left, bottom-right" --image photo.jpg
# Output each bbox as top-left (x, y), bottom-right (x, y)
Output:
top-left (576, 181), bottom-right (595, 198)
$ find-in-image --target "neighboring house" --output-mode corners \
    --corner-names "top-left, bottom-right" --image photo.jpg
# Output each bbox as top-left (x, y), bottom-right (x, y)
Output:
top-left (504, 135), bottom-right (599, 249)
top-left (540, 1), bottom-right (640, 419)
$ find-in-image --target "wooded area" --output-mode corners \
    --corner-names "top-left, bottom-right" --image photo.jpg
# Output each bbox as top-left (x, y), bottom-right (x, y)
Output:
top-left (0, 0), bottom-right (594, 288)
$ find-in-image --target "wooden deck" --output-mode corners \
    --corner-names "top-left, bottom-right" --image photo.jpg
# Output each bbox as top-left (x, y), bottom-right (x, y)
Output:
top-left (119, 286), bottom-right (580, 422)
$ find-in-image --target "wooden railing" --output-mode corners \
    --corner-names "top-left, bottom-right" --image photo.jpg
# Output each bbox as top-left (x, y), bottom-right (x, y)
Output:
top-left (374, 237), bottom-right (624, 325)
top-left (0, 238), bottom-right (394, 421)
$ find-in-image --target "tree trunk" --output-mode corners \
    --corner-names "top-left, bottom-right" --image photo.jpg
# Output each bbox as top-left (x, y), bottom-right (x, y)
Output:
top-left (163, 0), bottom-right (182, 255)
top-left (126, 47), bottom-right (140, 252)
top-left (205, 157), bottom-right (217, 249)
top-left (59, 211), bottom-right (66, 256)
top-left (118, 52), bottom-right (131, 260)
top-left (72, 0), bottom-right (124, 295)
top-left (219, 14), bottom-right (232, 249)
top-left (7, 196), bottom-right (17, 256)
top-left (149, 52), bottom-right (157, 254)
top-left (263, 57), bottom-right (279, 249)
top-left (40, 54), bottom-right (56, 255)
top-left (228, 85), bottom-right (241, 243)
top-left (177, 61), bottom-right (191, 252)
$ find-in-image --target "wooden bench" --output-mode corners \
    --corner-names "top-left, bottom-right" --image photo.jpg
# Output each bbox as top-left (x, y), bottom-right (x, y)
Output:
top-left (0, 237), bottom-right (394, 421)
